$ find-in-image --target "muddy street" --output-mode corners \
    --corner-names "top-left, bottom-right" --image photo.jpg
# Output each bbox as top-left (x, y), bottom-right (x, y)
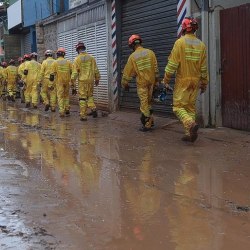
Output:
top-left (0, 101), bottom-right (249, 250)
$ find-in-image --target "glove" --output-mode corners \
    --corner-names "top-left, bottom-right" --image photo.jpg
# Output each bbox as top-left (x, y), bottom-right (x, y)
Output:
top-left (124, 84), bottom-right (130, 92)
top-left (72, 88), bottom-right (77, 95)
top-left (23, 69), bottom-right (28, 75)
top-left (95, 80), bottom-right (99, 86)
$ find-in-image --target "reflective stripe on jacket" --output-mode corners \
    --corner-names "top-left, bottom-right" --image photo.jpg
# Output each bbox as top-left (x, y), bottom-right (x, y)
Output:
top-left (122, 46), bottom-right (159, 87)
top-left (165, 33), bottom-right (208, 84)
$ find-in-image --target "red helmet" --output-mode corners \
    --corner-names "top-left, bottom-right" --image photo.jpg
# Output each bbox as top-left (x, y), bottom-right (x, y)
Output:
top-left (45, 50), bottom-right (53, 57)
top-left (56, 47), bottom-right (66, 56)
top-left (75, 42), bottom-right (86, 52)
top-left (57, 47), bottom-right (66, 53)
top-left (1, 61), bottom-right (7, 68)
top-left (9, 59), bottom-right (15, 65)
top-left (182, 17), bottom-right (198, 33)
top-left (128, 34), bottom-right (142, 47)
top-left (23, 54), bottom-right (31, 60)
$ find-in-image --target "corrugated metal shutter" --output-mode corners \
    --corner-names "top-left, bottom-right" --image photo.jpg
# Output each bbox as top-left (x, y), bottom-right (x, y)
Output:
top-left (23, 32), bottom-right (32, 54)
top-left (58, 29), bottom-right (78, 61)
top-left (120, 0), bottom-right (177, 116)
top-left (57, 2), bottom-right (109, 110)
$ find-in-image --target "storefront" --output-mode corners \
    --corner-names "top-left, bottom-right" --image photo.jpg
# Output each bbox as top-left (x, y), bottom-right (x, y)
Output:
top-left (117, 0), bottom-right (177, 115)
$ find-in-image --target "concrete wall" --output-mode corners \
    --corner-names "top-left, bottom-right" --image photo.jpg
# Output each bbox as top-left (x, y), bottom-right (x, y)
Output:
top-left (23, 0), bottom-right (69, 28)
top-left (3, 34), bottom-right (21, 63)
top-left (211, 0), bottom-right (250, 9)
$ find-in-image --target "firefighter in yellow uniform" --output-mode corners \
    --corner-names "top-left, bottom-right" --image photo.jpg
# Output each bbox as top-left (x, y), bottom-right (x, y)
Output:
top-left (50, 48), bottom-right (72, 117)
top-left (163, 17), bottom-right (208, 142)
top-left (4, 59), bottom-right (18, 102)
top-left (71, 42), bottom-right (100, 121)
top-left (17, 57), bottom-right (25, 103)
top-left (1, 62), bottom-right (8, 99)
top-left (24, 52), bottom-right (41, 108)
top-left (0, 64), bottom-right (4, 98)
top-left (121, 34), bottom-right (159, 131)
top-left (39, 50), bottom-right (56, 112)
top-left (18, 54), bottom-right (31, 104)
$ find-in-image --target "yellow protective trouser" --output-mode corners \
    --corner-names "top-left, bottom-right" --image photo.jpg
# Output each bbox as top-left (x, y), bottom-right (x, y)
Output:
top-left (25, 80), bottom-right (39, 105)
top-left (78, 80), bottom-right (96, 118)
top-left (41, 78), bottom-right (57, 108)
top-left (7, 81), bottom-right (16, 97)
top-left (173, 78), bottom-right (200, 135)
top-left (137, 83), bottom-right (154, 129)
top-left (57, 82), bottom-right (70, 114)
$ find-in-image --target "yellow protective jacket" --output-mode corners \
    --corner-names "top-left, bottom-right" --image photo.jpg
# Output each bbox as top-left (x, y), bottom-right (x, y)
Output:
top-left (18, 61), bottom-right (29, 80)
top-left (121, 46), bottom-right (159, 87)
top-left (0, 66), bottom-right (4, 81)
top-left (25, 60), bottom-right (41, 83)
top-left (39, 57), bottom-right (55, 82)
top-left (71, 52), bottom-right (100, 84)
top-left (164, 33), bottom-right (208, 85)
top-left (4, 65), bottom-right (18, 83)
top-left (51, 57), bottom-right (72, 84)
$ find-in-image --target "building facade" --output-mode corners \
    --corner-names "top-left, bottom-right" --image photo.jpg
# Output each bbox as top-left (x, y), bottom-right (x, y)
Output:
top-left (5, 0), bottom-right (250, 130)
top-left (7, 0), bottom-right (69, 57)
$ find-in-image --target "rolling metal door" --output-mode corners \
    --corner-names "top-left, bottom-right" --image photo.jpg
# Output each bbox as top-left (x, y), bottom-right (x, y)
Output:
top-left (120, 0), bottom-right (177, 116)
top-left (23, 32), bottom-right (32, 54)
top-left (57, 2), bottom-right (109, 110)
top-left (58, 30), bottom-right (78, 61)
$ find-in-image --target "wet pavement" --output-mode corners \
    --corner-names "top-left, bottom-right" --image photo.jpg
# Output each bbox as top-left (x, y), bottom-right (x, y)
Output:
top-left (0, 100), bottom-right (250, 250)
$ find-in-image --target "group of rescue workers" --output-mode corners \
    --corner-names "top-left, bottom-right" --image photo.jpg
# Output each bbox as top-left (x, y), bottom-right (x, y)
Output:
top-left (0, 42), bottom-right (99, 120)
top-left (0, 16), bottom-right (208, 143)
top-left (122, 16), bottom-right (208, 142)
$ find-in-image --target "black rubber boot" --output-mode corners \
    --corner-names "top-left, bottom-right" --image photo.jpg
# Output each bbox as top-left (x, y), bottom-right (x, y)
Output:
top-left (92, 110), bottom-right (97, 118)
top-left (45, 104), bottom-right (50, 111)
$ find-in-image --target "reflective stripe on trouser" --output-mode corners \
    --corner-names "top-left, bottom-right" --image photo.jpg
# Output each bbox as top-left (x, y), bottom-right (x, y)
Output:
top-left (173, 78), bottom-right (200, 135)
top-left (137, 83), bottom-right (154, 118)
top-left (41, 78), bottom-right (57, 108)
top-left (78, 80), bottom-right (96, 117)
top-left (57, 82), bottom-right (70, 114)
top-left (7, 81), bottom-right (16, 97)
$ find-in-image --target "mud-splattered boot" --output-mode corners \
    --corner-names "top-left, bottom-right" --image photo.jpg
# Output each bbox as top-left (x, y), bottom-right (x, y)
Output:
top-left (189, 122), bottom-right (199, 142)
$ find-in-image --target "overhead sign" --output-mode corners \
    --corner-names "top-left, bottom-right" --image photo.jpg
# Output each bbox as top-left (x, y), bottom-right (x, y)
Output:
top-left (69, 0), bottom-right (88, 9)
top-left (7, 0), bottom-right (22, 30)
